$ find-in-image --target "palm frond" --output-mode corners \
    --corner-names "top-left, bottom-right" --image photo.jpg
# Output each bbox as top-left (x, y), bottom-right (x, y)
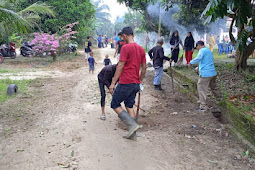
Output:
top-left (18, 2), bottom-right (55, 18)
top-left (96, 4), bottom-right (110, 12)
top-left (0, 7), bottom-right (29, 35)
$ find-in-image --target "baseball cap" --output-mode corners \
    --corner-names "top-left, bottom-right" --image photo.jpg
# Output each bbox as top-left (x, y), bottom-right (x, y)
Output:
top-left (121, 27), bottom-right (134, 36)
top-left (194, 41), bottom-right (204, 49)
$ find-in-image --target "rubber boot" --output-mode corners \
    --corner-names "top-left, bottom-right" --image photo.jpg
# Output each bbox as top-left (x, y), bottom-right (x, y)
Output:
top-left (158, 84), bottom-right (163, 91)
top-left (154, 85), bottom-right (159, 91)
top-left (130, 118), bottom-right (137, 140)
top-left (118, 110), bottom-right (141, 139)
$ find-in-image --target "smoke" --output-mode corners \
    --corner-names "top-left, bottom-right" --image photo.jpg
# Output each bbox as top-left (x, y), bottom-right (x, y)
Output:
top-left (147, 3), bottom-right (188, 40)
top-left (146, 3), bottom-right (227, 44)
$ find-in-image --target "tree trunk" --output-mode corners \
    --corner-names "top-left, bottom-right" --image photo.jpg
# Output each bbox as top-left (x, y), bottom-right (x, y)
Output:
top-left (235, 50), bottom-right (249, 70)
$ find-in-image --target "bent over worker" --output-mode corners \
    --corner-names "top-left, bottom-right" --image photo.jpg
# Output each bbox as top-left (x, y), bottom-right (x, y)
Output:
top-left (97, 64), bottom-right (117, 120)
top-left (189, 41), bottom-right (222, 111)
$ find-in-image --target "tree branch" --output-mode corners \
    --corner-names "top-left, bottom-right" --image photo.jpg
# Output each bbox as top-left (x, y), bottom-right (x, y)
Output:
top-left (229, 17), bottom-right (237, 44)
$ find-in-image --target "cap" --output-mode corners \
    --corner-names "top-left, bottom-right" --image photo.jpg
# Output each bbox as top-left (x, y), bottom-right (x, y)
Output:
top-left (121, 27), bottom-right (134, 36)
top-left (157, 37), bottom-right (164, 44)
top-left (194, 41), bottom-right (204, 49)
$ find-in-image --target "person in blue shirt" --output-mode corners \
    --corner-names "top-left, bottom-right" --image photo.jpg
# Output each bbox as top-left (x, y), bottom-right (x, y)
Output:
top-left (88, 52), bottom-right (97, 74)
top-left (98, 35), bottom-right (102, 48)
top-left (188, 41), bottom-right (222, 111)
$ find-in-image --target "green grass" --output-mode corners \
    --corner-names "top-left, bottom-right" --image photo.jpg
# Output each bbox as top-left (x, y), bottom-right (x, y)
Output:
top-left (0, 78), bottom-right (33, 102)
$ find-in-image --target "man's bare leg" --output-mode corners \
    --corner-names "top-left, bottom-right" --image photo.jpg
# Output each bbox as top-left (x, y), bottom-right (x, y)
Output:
top-left (126, 107), bottom-right (135, 118)
top-left (101, 106), bottom-right (105, 115)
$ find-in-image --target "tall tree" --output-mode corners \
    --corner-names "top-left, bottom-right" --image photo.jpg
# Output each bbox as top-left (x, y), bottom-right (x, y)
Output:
top-left (202, 0), bottom-right (255, 70)
top-left (0, 0), bottom-right (55, 42)
top-left (93, 0), bottom-right (113, 37)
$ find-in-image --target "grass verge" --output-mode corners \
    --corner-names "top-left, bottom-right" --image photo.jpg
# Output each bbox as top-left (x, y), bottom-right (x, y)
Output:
top-left (0, 78), bottom-right (33, 102)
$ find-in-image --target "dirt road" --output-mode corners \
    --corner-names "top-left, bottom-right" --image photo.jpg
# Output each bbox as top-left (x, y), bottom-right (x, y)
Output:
top-left (0, 47), bottom-right (254, 170)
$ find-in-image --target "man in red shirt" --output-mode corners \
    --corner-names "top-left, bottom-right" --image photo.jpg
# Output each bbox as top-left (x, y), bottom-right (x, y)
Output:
top-left (109, 27), bottom-right (147, 139)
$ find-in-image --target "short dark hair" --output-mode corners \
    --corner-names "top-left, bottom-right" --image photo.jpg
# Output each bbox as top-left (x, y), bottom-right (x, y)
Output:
top-left (118, 32), bottom-right (122, 36)
top-left (196, 41), bottom-right (204, 47)
top-left (87, 36), bottom-right (90, 39)
top-left (121, 27), bottom-right (133, 36)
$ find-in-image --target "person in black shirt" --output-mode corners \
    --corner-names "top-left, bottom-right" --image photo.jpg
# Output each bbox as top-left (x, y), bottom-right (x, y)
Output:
top-left (114, 32), bottom-right (126, 62)
top-left (98, 64), bottom-right (117, 120)
top-left (104, 35), bottom-right (108, 47)
top-left (103, 54), bottom-right (112, 66)
top-left (170, 30), bottom-right (184, 65)
top-left (85, 36), bottom-right (92, 63)
top-left (148, 37), bottom-right (170, 91)
top-left (184, 32), bottom-right (195, 65)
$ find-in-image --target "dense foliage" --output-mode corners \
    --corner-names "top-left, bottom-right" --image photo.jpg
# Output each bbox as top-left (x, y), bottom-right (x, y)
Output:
top-left (117, 0), bottom-right (210, 35)
top-left (15, 0), bottom-right (95, 43)
top-left (202, 0), bottom-right (255, 70)
top-left (0, 0), bottom-right (54, 43)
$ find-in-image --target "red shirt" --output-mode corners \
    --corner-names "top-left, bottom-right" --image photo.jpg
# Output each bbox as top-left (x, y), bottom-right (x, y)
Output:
top-left (119, 43), bottom-right (146, 84)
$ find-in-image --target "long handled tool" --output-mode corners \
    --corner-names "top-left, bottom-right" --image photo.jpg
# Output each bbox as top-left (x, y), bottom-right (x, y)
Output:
top-left (169, 61), bottom-right (175, 94)
top-left (136, 92), bottom-right (141, 121)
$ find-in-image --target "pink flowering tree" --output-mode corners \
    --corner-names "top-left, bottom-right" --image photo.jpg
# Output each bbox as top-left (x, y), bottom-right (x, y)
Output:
top-left (29, 22), bottom-right (79, 61)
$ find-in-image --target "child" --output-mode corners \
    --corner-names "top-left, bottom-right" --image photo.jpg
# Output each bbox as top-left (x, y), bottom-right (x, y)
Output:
top-left (103, 54), bottom-right (112, 66)
top-left (88, 52), bottom-right (97, 73)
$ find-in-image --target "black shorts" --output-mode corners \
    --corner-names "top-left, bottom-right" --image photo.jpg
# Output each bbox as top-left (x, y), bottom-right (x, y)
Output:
top-left (111, 84), bottom-right (140, 109)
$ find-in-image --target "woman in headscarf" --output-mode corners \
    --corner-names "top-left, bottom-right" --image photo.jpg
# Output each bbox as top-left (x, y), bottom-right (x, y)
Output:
top-left (170, 30), bottom-right (184, 65)
top-left (184, 32), bottom-right (195, 65)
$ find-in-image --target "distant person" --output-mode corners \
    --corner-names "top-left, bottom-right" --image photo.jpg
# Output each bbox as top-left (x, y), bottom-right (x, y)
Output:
top-left (148, 37), bottom-right (170, 91)
top-left (103, 54), bottom-right (112, 66)
top-left (110, 39), bottom-right (114, 48)
top-left (184, 32), bottom-right (195, 65)
top-left (88, 52), bottom-right (97, 73)
top-left (104, 35), bottom-right (108, 47)
top-left (170, 30), bottom-right (184, 65)
top-left (98, 64), bottom-right (117, 120)
top-left (98, 35), bottom-right (102, 48)
top-left (102, 35), bottom-right (105, 48)
top-left (85, 36), bottom-right (92, 64)
top-left (188, 41), bottom-right (222, 111)
top-left (114, 32), bottom-right (126, 62)
top-left (109, 27), bottom-right (146, 140)
top-left (209, 34), bottom-right (215, 52)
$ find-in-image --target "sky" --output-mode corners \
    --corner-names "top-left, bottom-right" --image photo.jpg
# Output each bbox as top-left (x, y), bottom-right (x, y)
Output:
top-left (101, 0), bottom-right (129, 23)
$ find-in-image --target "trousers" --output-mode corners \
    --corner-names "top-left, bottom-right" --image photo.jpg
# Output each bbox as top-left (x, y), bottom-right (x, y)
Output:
top-left (98, 80), bottom-right (106, 107)
top-left (154, 67), bottom-right (163, 85)
top-left (197, 76), bottom-right (222, 110)
top-left (185, 50), bottom-right (193, 64)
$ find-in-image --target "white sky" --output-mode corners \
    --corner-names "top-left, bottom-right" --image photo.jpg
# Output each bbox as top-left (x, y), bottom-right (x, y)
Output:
top-left (101, 0), bottom-right (129, 23)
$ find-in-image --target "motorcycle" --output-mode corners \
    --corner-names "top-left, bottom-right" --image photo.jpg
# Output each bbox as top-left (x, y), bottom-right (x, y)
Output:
top-left (20, 42), bottom-right (33, 57)
top-left (0, 43), bottom-right (16, 59)
top-left (69, 43), bottom-right (77, 53)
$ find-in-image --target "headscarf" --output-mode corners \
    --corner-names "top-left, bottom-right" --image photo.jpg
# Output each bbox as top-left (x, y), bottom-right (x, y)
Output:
top-left (185, 32), bottom-right (194, 46)
top-left (170, 30), bottom-right (180, 46)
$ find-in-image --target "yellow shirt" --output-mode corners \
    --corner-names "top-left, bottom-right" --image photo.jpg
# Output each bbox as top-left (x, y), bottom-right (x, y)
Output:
top-left (209, 36), bottom-right (215, 46)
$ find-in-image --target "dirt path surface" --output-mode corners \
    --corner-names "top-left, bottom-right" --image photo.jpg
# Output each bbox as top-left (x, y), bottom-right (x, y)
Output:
top-left (0, 47), bottom-right (254, 170)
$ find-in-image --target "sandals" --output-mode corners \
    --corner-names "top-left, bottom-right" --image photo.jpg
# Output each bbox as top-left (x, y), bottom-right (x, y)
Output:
top-left (100, 115), bottom-right (106, 120)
